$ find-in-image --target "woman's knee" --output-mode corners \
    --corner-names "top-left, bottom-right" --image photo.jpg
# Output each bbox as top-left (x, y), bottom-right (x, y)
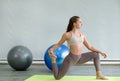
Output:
top-left (92, 52), bottom-right (99, 58)
top-left (55, 75), bottom-right (62, 80)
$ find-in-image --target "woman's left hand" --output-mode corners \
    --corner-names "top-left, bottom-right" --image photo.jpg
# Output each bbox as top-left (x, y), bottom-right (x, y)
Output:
top-left (100, 52), bottom-right (107, 58)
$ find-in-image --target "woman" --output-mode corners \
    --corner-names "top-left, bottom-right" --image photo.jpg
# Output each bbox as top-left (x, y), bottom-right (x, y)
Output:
top-left (48, 16), bottom-right (108, 80)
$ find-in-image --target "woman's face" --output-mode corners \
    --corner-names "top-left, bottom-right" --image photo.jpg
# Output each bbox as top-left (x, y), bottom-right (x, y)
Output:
top-left (74, 18), bottom-right (83, 29)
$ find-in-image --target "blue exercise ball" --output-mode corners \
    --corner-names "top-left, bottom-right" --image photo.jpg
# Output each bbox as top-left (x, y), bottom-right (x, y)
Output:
top-left (44, 44), bottom-right (70, 70)
top-left (7, 45), bottom-right (33, 71)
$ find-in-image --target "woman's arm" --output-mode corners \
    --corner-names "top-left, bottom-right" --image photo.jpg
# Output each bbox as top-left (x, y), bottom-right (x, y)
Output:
top-left (49, 33), bottom-right (67, 53)
top-left (83, 33), bottom-right (107, 58)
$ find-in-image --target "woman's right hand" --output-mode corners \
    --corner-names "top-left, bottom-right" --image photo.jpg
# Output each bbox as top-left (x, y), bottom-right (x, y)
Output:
top-left (48, 50), bottom-right (57, 58)
top-left (48, 50), bottom-right (53, 54)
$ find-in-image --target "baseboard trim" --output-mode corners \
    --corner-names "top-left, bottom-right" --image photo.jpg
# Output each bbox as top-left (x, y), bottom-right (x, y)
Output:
top-left (0, 60), bottom-right (120, 66)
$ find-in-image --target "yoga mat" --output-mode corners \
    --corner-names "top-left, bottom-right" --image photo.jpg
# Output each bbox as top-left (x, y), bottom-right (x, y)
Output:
top-left (25, 75), bottom-right (120, 81)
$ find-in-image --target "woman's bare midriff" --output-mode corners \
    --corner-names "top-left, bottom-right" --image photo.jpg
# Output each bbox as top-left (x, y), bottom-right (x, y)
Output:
top-left (69, 44), bottom-right (83, 55)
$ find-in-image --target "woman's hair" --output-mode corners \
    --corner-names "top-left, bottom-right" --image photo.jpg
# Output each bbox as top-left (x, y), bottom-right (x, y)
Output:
top-left (66, 16), bottom-right (80, 32)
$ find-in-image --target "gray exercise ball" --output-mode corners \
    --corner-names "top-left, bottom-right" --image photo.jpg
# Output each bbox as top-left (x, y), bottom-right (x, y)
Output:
top-left (7, 45), bottom-right (33, 71)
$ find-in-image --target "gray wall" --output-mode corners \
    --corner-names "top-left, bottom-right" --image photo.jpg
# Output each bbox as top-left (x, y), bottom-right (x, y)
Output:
top-left (0, 0), bottom-right (120, 60)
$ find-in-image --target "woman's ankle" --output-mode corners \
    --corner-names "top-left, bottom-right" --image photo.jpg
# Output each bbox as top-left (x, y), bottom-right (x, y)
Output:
top-left (49, 53), bottom-right (57, 63)
top-left (96, 71), bottom-right (102, 76)
top-left (52, 58), bottom-right (56, 63)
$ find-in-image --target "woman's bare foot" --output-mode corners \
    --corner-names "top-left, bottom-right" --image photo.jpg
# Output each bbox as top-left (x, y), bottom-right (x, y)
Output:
top-left (48, 50), bottom-right (57, 63)
top-left (96, 75), bottom-right (108, 80)
top-left (96, 71), bottom-right (108, 80)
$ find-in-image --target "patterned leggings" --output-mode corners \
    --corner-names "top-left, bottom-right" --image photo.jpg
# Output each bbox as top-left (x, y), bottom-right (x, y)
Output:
top-left (52, 52), bottom-right (100, 80)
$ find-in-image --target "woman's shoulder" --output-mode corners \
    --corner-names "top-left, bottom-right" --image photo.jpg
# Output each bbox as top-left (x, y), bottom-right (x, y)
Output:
top-left (63, 32), bottom-right (71, 39)
top-left (63, 32), bottom-right (71, 36)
